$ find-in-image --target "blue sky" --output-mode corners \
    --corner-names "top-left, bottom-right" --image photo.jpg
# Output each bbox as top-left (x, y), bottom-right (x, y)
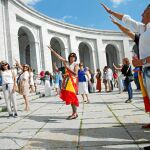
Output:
top-left (23, 0), bottom-right (149, 31)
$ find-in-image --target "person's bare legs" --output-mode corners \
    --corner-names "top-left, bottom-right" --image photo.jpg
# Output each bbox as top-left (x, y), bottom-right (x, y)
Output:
top-left (30, 85), bottom-right (35, 92)
top-left (71, 104), bottom-right (78, 117)
top-left (55, 88), bottom-right (59, 95)
top-left (81, 94), bottom-right (85, 102)
top-left (85, 94), bottom-right (90, 103)
top-left (34, 84), bottom-right (37, 93)
top-left (66, 104), bottom-right (78, 120)
top-left (23, 95), bottom-right (30, 111)
top-left (104, 83), bottom-right (107, 92)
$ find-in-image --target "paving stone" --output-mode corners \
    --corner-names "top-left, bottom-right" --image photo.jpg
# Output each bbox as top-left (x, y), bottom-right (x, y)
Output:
top-left (0, 88), bottom-right (149, 149)
top-left (23, 130), bottom-right (79, 149)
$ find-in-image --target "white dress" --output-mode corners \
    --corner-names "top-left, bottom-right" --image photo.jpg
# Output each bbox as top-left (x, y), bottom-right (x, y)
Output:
top-left (44, 75), bottom-right (51, 96)
top-left (19, 71), bottom-right (30, 95)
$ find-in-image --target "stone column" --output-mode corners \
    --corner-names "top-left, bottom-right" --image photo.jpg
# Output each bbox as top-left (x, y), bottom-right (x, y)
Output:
top-left (0, 0), bottom-right (7, 61)
top-left (29, 41), bottom-right (41, 72)
top-left (6, 1), bottom-right (20, 65)
top-left (70, 34), bottom-right (80, 63)
top-left (96, 38), bottom-right (107, 70)
top-left (2, 0), bottom-right (19, 65)
top-left (91, 50), bottom-right (97, 72)
top-left (40, 26), bottom-right (53, 72)
top-left (123, 39), bottom-right (132, 61)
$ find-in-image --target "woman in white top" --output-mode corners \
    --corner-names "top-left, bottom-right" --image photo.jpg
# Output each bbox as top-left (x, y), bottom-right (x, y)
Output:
top-left (0, 61), bottom-right (18, 117)
top-left (16, 61), bottom-right (30, 111)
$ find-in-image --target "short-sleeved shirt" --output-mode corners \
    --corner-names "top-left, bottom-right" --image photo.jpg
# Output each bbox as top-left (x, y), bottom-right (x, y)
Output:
top-left (121, 65), bottom-right (132, 77)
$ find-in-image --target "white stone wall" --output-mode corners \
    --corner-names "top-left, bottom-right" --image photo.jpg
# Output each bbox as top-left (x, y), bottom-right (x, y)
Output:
top-left (0, 0), bottom-right (135, 73)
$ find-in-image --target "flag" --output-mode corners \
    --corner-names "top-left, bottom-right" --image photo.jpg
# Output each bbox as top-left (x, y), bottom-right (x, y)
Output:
top-left (138, 71), bottom-right (150, 112)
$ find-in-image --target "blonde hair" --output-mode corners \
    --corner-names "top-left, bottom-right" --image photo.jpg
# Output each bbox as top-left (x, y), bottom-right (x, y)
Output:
top-left (123, 58), bottom-right (130, 65)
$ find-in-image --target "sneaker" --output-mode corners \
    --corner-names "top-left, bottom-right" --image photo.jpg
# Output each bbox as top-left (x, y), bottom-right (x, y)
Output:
top-left (14, 113), bottom-right (18, 118)
top-left (144, 146), bottom-right (150, 150)
top-left (125, 99), bottom-right (132, 103)
top-left (8, 114), bottom-right (13, 117)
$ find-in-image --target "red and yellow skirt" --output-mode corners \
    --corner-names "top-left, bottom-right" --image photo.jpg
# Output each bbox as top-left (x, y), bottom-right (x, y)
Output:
top-left (60, 74), bottom-right (79, 107)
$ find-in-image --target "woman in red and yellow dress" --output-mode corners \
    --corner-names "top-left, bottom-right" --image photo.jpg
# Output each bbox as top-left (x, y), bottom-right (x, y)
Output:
top-left (48, 46), bottom-right (79, 120)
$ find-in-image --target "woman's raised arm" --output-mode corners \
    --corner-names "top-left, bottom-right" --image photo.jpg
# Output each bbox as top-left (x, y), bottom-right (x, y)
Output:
top-left (48, 46), bottom-right (66, 62)
top-left (110, 16), bottom-right (135, 40)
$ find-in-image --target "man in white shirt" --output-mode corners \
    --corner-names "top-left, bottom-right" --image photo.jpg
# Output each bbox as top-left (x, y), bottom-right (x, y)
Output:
top-left (101, 3), bottom-right (150, 130)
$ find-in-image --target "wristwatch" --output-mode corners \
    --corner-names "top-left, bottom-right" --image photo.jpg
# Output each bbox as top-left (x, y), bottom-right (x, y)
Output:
top-left (142, 58), bottom-right (147, 65)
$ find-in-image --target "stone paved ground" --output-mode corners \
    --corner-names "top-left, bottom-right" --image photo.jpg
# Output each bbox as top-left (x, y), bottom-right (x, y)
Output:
top-left (0, 87), bottom-right (150, 150)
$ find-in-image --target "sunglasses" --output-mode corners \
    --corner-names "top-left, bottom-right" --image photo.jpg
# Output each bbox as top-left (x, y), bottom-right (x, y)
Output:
top-left (2, 64), bottom-right (8, 66)
top-left (23, 66), bottom-right (28, 68)
top-left (70, 55), bottom-right (75, 57)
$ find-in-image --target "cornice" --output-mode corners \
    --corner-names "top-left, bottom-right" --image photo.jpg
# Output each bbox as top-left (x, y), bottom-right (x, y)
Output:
top-left (10, 0), bottom-right (124, 36)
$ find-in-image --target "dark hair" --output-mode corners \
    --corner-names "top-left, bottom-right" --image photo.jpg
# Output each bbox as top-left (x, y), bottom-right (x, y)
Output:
top-left (79, 62), bottom-right (83, 67)
top-left (45, 71), bottom-right (50, 75)
top-left (97, 68), bottom-right (101, 72)
top-left (1, 63), bottom-right (10, 71)
top-left (145, 4), bottom-right (150, 10)
top-left (68, 53), bottom-right (77, 63)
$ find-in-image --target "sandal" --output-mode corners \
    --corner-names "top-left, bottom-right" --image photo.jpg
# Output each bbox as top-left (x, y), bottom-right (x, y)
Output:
top-left (66, 114), bottom-right (78, 120)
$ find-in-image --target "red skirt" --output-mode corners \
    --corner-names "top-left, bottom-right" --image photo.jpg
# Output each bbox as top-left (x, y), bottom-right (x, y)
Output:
top-left (60, 75), bottom-right (79, 107)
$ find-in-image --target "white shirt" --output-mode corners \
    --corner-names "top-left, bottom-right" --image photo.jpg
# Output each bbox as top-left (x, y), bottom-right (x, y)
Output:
top-left (106, 68), bottom-right (113, 80)
top-left (69, 62), bottom-right (78, 72)
top-left (122, 15), bottom-right (150, 67)
top-left (1, 70), bottom-right (14, 85)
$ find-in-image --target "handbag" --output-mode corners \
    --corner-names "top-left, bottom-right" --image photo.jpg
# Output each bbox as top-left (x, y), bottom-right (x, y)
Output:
top-left (126, 66), bottom-right (134, 82)
top-left (127, 75), bottom-right (134, 82)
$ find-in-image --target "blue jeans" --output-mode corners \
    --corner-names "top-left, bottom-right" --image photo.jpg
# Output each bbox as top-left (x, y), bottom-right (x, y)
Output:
top-left (59, 80), bottom-right (62, 89)
top-left (125, 78), bottom-right (133, 100)
top-left (143, 67), bottom-right (150, 99)
top-left (134, 77), bottom-right (140, 90)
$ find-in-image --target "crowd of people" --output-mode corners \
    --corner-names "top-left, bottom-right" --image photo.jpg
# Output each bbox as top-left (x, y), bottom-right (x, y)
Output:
top-left (0, 51), bottom-right (143, 118)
